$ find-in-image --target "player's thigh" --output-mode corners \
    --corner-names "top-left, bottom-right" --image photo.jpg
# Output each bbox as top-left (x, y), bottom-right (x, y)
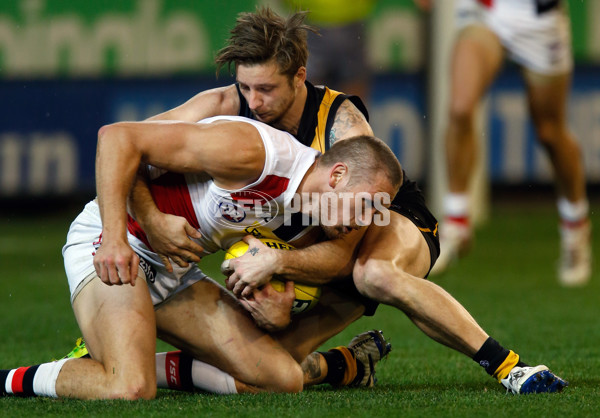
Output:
top-left (72, 274), bottom-right (157, 377)
top-left (155, 278), bottom-right (299, 383)
top-left (357, 212), bottom-right (431, 279)
top-left (523, 69), bottom-right (571, 132)
top-left (449, 25), bottom-right (504, 115)
top-left (274, 287), bottom-right (365, 362)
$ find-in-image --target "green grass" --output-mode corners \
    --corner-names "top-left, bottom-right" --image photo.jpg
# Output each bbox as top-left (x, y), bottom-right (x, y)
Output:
top-left (1, 198), bottom-right (599, 417)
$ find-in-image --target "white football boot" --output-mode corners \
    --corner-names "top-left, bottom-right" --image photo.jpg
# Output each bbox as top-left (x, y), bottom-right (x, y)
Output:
top-left (501, 365), bottom-right (568, 394)
top-left (429, 219), bottom-right (472, 275)
top-left (558, 220), bottom-right (592, 287)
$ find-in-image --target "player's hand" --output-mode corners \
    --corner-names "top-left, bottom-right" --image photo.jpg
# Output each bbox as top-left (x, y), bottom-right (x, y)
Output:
top-left (222, 235), bottom-right (279, 297)
top-left (93, 238), bottom-right (140, 286)
top-left (239, 281), bottom-right (294, 332)
top-left (143, 213), bottom-right (204, 272)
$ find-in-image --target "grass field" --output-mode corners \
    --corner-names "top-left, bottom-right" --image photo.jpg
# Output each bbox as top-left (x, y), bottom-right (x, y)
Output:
top-left (1, 196), bottom-right (599, 417)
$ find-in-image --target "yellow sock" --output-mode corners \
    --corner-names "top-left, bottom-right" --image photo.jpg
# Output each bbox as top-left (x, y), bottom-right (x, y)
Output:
top-left (493, 350), bottom-right (520, 382)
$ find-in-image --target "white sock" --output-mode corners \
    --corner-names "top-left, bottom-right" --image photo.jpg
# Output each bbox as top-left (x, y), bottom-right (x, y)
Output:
top-left (557, 197), bottom-right (588, 224)
top-left (33, 358), bottom-right (69, 397)
top-left (156, 351), bottom-right (237, 395)
top-left (444, 193), bottom-right (470, 218)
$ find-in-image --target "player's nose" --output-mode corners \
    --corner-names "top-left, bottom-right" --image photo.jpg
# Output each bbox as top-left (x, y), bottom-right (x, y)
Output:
top-left (247, 90), bottom-right (263, 109)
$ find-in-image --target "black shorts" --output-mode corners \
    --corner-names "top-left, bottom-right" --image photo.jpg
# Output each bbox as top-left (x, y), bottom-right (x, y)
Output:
top-left (328, 173), bottom-right (440, 316)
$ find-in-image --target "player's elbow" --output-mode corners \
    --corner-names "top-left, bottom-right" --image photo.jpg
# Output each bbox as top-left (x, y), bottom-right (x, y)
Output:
top-left (97, 123), bottom-right (111, 139)
top-left (97, 123), bottom-right (121, 151)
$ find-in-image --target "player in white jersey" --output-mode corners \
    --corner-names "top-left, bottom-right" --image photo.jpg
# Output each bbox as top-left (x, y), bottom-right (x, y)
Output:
top-left (428, 0), bottom-right (592, 285)
top-left (65, 116), bottom-right (321, 306)
top-left (0, 116), bottom-right (401, 400)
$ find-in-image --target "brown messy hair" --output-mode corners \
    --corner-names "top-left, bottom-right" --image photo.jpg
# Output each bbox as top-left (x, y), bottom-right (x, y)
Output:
top-left (215, 6), bottom-right (316, 78)
top-left (318, 136), bottom-right (404, 192)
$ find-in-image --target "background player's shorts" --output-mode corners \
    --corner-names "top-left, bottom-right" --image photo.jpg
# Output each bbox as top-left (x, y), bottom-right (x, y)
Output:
top-left (63, 199), bottom-right (207, 306)
top-left (455, 0), bottom-right (572, 75)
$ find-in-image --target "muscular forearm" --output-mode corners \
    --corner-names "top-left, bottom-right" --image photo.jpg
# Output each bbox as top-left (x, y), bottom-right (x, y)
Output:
top-left (128, 173), bottom-right (160, 229)
top-left (146, 85), bottom-right (238, 122)
top-left (274, 230), bottom-right (364, 284)
top-left (96, 126), bottom-right (141, 242)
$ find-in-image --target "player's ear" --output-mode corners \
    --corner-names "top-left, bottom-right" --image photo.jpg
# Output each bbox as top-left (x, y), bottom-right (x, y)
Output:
top-left (294, 66), bottom-right (306, 87)
top-left (328, 162), bottom-right (348, 188)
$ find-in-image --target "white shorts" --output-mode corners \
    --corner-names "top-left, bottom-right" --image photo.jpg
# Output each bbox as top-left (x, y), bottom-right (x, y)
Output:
top-left (62, 200), bottom-right (208, 306)
top-left (455, 0), bottom-right (573, 75)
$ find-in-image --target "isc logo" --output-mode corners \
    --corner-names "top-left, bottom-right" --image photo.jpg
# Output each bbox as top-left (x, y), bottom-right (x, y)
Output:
top-left (169, 359), bottom-right (178, 385)
top-left (166, 353), bottom-right (181, 389)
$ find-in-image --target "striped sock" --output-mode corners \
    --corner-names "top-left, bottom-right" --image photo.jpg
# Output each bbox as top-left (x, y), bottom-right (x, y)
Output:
top-left (1, 359), bottom-right (68, 398)
top-left (319, 347), bottom-right (358, 386)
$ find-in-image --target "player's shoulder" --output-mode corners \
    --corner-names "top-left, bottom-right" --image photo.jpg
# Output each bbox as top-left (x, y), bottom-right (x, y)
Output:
top-left (330, 98), bottom-right (373, 141)
top-left (213, 84), bottom-right (241, 115)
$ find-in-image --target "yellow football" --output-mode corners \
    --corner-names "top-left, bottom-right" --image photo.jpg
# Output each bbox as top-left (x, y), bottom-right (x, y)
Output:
top-left (224, 238), bottom-right (321, 314)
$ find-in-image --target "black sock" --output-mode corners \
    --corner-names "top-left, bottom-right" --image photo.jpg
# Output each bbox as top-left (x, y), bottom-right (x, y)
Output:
top-left (0, 369), bottom-right (9, 396)
top-left (319, 350), bottom-right (347, 386)
top-left (472, 337), bottom-right (527, 376)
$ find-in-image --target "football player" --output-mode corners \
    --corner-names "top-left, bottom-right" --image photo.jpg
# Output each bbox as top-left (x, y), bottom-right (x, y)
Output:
top-left (1, 118), bottom-right (401, 399)
top-left (426, 0), bottom-right (591, 284)
top-left (127, 7), bottom-right (567, 394)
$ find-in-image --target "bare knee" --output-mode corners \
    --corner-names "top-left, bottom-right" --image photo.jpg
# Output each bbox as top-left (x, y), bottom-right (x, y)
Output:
top-left (448, 99), bottom-right (477, 133)
top-left (534, 119), bottom-right (569, 149)
top-left (353, 259), bottom-right (398, 305)
top-left (264, 361), bottom-right (304, 393)
top-left (278, 362), bottom-right (304, 393)
top-left (106, 373), bottom-right (156, 400)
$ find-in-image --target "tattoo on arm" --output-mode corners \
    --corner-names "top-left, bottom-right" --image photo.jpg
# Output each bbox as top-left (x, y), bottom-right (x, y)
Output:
top-left (329, 99), bottom-right (372, 147)
top-left (249, 248), bottom-right (259, 256)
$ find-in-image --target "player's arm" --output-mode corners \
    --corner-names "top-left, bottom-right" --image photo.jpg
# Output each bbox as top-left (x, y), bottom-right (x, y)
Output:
top-left (127, 172), bottom-right (204, 272)
top-left (146, 85), bottom-right (240, 122)
top-left (127, 85), bottom-right (241, 269)
top-left (329, 99), bottom-right (374, 143)
top-left (226, 229), bottom-right (366, 297)
top-left (94, 120), bottom-right (264, 285)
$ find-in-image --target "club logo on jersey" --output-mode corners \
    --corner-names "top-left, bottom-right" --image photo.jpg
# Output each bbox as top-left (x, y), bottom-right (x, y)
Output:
top-left (219, 201), bottom-right (247, 223)
top-left (214, 189), bottom-right (279, 229)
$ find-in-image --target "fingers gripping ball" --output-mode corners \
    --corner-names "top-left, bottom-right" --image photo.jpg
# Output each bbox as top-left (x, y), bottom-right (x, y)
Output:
top-left (225, 238), bottom-right (321, 314)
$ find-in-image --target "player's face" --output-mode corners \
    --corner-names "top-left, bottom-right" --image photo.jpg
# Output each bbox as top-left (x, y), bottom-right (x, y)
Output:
top-left (236, 60), bottom-right (298, 125)
top-left (321, 174), bottom-right (396, 240)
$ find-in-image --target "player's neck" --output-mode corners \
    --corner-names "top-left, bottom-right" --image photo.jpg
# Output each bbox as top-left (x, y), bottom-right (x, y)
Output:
top-left (295, 160), bottom-right (318, 198)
